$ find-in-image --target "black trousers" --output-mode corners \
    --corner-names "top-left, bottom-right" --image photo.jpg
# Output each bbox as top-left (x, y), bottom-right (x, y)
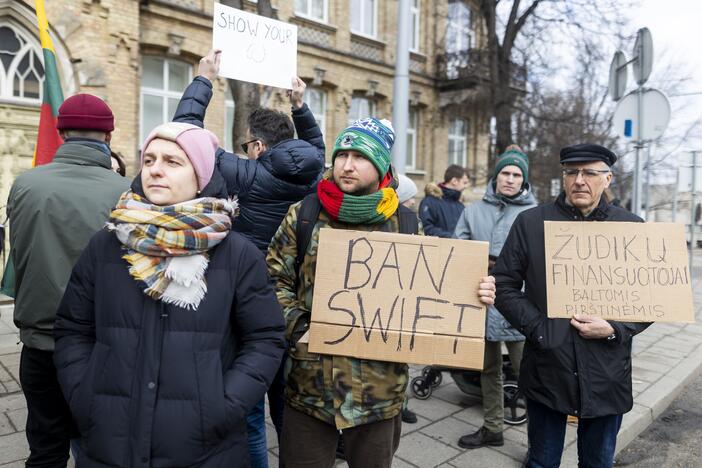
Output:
top-left (19, 345), bottom-right (77, 468)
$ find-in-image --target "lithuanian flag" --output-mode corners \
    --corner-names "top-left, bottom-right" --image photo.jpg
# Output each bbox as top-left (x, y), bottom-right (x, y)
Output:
top-left (32, 0), bottom-right (64, 167)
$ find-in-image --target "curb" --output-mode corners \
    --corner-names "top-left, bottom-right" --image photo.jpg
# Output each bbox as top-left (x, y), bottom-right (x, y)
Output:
top-left (615, 334), bottom-right (702, 454)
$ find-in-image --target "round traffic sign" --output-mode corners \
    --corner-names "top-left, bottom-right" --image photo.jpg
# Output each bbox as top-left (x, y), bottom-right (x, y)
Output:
top-left (612, 88), bottom-right (670, 141)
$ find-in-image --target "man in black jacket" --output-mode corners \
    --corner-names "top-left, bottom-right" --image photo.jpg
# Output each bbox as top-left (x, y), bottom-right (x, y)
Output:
top-left (173, 50), bottom-right (325, 467)
top-left (174, 50), bottom-right (326, 252)
top-left (493, 144), bottom-right (650, 468)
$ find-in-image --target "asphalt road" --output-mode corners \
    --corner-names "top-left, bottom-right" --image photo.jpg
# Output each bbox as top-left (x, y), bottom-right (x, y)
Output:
top-left (616, 362), bottom-right (702, 467)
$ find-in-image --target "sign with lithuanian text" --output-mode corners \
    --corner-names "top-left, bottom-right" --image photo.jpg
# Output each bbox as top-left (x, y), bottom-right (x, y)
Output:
top-left (545, 221), bottom-right (694, 322)
top-left (308, 229), bottom-right (489, 369)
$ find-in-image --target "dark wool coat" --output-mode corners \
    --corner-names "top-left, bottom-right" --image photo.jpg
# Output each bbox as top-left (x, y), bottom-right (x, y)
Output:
top-left (173, 76), bottom-right (326, 253)
top-left (493, 192), bottom-right (650, 418)
top-left (53, 172), bottom-right (286, 467)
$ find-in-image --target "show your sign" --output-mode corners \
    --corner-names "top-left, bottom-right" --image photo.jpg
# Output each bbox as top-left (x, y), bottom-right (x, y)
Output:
top-left (545, 221), bottom-right (694, 323)
top-left (308, 229), bottom-right (489, 369)
top-left (212, 3), bottom-right (297, 89)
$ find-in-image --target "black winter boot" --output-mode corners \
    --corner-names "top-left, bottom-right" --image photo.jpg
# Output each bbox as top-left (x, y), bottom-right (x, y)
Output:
top-left (457, 426), bottom-right (504, 449)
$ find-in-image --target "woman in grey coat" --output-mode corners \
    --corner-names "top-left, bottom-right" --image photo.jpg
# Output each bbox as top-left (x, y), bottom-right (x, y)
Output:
top-left (453, 145), bottom-right (537, 449)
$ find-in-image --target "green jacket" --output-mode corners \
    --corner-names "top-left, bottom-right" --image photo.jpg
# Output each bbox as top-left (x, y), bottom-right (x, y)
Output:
top-left (267, 201), bottom-right (416, 429)
top-left (8, 141), bottom-right (130, 350)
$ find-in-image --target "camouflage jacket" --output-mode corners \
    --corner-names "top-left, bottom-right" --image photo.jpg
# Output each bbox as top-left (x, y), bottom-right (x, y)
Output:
top-left (267, 201), bottom-right (417, 429)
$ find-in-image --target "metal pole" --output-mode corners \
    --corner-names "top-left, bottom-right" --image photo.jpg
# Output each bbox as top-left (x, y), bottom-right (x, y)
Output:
top-left (634, 85), bottom-right (644, 217)
top-left (391, 0), bottom-right (411, 175)
top-left (672, 164), bottom-right (679, 223)
top-left (644, 144), bottom-right (652, 219)
top-left (691, 151), bottom-right (698, 264)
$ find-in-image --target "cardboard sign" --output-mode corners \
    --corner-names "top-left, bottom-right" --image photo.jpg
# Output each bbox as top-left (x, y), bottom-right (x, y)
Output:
top-left (308, 229), bottom-right (489, 369)
top-left (545, 221), bottom-right (694, 322)
top-left (212, 3), bottom-right (297, 89)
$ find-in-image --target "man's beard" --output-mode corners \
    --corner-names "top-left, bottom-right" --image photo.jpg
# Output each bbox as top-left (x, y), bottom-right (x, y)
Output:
top-left (333, 175), bottom-right (378, 196)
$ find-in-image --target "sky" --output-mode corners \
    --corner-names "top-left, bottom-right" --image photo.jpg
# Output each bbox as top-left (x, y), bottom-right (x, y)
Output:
top-left (630, 0), bottom-right (702, 184)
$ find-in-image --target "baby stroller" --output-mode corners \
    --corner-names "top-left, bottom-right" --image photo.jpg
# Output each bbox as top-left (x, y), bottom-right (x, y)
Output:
top-left (410, 355), bottom-right (527, 425)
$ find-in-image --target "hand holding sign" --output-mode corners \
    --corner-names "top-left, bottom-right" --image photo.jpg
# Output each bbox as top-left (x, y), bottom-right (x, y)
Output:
top-left (288, 77), bottom-right (306, 110)
top-left (478, 276), bottom-right (496, 305)
top-left (198, 49), bottom-right (221, 82)
top-left (570, 314), bottom-right (615, 339)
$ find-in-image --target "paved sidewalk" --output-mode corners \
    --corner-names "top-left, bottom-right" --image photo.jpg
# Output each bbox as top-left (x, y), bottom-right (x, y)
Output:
top-left (2, 252), bottom-right (701, 467)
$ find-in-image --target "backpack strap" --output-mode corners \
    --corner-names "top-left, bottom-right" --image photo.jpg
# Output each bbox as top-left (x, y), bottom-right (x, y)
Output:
top-left (397, 205), bottom-right (420, 235)
top-left (295, 193), bottom-right (322, 280)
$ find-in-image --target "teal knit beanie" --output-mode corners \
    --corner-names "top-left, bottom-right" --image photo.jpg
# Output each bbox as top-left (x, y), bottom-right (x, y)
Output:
top-left (494, 145), bottom-right (529, 184)
top-left (332, 118), bottom-right (395, 177)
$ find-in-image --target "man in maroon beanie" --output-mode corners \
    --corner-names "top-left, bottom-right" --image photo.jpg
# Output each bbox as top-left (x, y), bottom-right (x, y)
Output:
top-left (7, 93), bottom-right (129, 466)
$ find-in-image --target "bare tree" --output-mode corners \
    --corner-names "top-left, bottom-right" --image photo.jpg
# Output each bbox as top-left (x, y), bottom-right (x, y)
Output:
top-left (472, 0), bottom-right (633, 162)
top-left (512, 40), bottom-right (619, 202)
top-left (220, 0), bottom-right (276, 152)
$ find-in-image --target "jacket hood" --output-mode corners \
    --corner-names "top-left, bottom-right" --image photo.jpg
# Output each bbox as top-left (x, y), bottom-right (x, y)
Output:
top-left (484, 179), bottom-right (537, 206)
top-left (424, 182), bottom-right (443, 198)
top-left (258, 138), bottom-right (324, 186)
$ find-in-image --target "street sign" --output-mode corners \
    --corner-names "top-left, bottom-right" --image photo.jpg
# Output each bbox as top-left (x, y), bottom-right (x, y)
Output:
top-left (678, 152), bottom-right (702, 192)
top-left (632, 27), bottom-right (653, 85)
top-left (613, 88), bottom-right (670, 141)
top-left (608, 50), bottom-right (628, 101)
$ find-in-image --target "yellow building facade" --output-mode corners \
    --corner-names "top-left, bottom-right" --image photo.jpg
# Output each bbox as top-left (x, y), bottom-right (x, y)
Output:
top-left (1, 0), bottom-right (493, 211)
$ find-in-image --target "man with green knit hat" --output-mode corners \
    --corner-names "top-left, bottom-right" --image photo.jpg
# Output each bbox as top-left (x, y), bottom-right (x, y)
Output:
top-left (454, 144), bottom-right (537, 449)
top-left (493, 144), bottom-right (529, 191)
top-left (267, 118), bottom-right (497, 467)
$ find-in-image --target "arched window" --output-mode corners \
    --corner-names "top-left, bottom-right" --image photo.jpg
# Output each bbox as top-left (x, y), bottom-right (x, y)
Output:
top-left (0, 23), bottom-right (45, 102)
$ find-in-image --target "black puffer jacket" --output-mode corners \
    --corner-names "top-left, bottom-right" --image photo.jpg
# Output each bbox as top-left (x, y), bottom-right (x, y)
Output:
top-left (173, 77), bottom-right (325, 252)
top-left (53, 171), bottom-right (286, 467)
top-left (418, 182), bottom-right (465, 238)
top-left (493, 193), bottom-right (650, 418)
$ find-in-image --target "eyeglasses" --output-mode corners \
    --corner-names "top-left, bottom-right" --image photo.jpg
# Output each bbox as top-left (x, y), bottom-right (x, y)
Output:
top-left (562, 168), bottom-right (611, 179)
top-left (241, 139), bottom-right (259, 153)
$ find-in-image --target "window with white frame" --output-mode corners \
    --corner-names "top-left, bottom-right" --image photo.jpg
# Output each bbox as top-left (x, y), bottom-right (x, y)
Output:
top-left (224, 85), bottom-right (235, 153)
top-left (445, 0), bottom-right (472, 78)
top-left (295, 0), bottom-right (328, 22)
top-left (347, 96), bottom-right (375, 125)
top-left (0, 23), bottom-right (45, 103)
top-left (410, 0), bottom-right (420, 52)
top-left (448, 118), bottom-right (468, 167)
top-left (140, 57), bottom-right (192, 145)
top-left (306, 87), bottom-right (326, 138)
top-left (350, 0), bottom-right (377, 38)
top-left (406, 108), bottom-right (418, 170)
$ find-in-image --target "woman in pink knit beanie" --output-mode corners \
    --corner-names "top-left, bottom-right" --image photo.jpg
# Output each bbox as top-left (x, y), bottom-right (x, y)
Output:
top-left (53, 122), bottom-right (285, 466)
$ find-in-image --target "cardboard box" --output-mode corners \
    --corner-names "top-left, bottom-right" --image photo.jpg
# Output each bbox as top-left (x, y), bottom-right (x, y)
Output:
top-left (545, 221), bottom-right (694, 322)
top-left (308, 228), bottom-right (489, 369)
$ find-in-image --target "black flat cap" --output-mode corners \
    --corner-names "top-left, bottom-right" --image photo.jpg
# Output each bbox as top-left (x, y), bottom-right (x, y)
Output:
top-left (560, 144), bottom-right (617, 166)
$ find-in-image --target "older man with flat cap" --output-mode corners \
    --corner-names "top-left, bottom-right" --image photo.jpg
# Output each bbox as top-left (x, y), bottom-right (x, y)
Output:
top-left (492, 143), bottom-right (651, 467)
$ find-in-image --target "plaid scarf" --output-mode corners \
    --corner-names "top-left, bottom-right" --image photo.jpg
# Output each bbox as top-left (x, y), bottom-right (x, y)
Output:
top-left (317, 169), bottom-right (399, 224)
top-left (106, 190), bottom-right (236, 310)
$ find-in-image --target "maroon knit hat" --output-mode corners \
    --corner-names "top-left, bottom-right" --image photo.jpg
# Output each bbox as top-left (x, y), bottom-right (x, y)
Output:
top-left (57, 93), bottom-right (114, 132)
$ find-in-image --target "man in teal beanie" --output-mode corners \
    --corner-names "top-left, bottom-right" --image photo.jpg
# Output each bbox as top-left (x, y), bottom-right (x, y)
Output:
top-left (493, 145), bottom-right (529, 192)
